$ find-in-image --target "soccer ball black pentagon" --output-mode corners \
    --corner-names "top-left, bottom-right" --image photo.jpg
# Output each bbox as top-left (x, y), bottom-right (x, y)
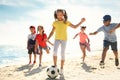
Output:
top-left (46, 65), bottom-right (59, 79)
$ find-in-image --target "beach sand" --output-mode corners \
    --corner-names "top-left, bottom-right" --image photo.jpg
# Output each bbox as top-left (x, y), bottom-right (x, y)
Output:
top-left (0, 52), bottom-right (120, 80)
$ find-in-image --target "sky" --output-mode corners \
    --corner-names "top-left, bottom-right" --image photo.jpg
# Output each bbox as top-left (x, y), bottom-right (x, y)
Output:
top-left (0, 0), bottom-right (120, 49)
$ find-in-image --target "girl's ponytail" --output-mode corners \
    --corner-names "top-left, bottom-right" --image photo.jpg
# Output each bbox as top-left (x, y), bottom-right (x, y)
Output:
top-left (63, 10), bottom-right (68, 23)
top-left (54, 10), bottom-right (57, 20)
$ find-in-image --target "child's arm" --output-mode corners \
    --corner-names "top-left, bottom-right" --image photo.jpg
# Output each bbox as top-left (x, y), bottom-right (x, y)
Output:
top-left (35, 40), bottom-right (39, 52)
top-left (44, 34), bottom-right (54, 46)
top-left (87, 38), bottom-right (90, 44)
top-left (109, 23), bottom-right (120, 33)
top-left (47, 27), bottom-right (55, 40)
top-left (73, 33), bottom-right (78, 39)
top-left (70, 18), bottom-right (85, 28)
top-left (89, 31), bottom-right (98, 35)
top-left (48, 41), bottom-right (54, 46)
top-left (27, 40), bottom-right (29, 49)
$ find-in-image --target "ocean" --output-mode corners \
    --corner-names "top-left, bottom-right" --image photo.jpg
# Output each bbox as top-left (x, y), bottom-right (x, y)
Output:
top-left (0, 45), bottom-right (28, 66)
top-left (0, 42), bottom-right (103, 67)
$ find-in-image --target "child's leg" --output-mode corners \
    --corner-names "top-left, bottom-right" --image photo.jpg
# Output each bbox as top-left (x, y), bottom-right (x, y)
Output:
top-left (101, 47), bottom-right (108, 62)
top-left (111, 42), bottom-right (119, 66)
top-left (28, 49), bottom-right (32, 64)
top-left (113, 50), bottom-right (119, 66)
top-left (113, 51), bottom-right (118, 59)
top-left (33, 53), bottom-right (36, 63)
top-left (45, 48), bottom-right (49, 54)
top-left (101, 40), bottom-right (109, 62)
top-left (111, 42), bottom-right (118, 59)
top-left (29, 54), bottom-right (32, 63)
top-left (53, 56), bottom-right (57, 66)
top-left (39, 50), bottom-right (43, 65)
top-left (60, 40), bottom-right (67, 69)
top-left (53, 40), bottom-right (60, 66)
top-left (80, 45), bottom-right (86, 62)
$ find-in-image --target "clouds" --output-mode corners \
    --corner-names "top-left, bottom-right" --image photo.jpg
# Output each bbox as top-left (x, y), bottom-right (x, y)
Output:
top-left (0, 0), bottom-right (120, 46)
top-left (0, 0), bottom-right (120, 8)
top-left (0, 0), bottom-right (36, 7)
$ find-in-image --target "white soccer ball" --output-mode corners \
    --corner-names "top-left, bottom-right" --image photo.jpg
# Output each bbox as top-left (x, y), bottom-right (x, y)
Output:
top-left (46, 65), bottom-right (59, 79)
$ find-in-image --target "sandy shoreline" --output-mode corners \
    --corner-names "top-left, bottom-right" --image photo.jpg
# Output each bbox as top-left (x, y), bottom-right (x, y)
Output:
top-left (0, 52), bottom-right (120, 80)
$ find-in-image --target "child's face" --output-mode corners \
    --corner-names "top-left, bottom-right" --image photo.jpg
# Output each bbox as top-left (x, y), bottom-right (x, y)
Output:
top-left (30, 28), bottom-right (35, 34)
top-left (57, 12), bottom-right (64, 20)
top-left (38, 27), bottom-right (44, 33)
top-left (81, 28), bottom-right (85, 31)
top-left (103, 20), bottom-right (111, 26)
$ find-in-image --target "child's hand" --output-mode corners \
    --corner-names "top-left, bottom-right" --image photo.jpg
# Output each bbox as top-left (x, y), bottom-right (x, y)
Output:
top-left (34, 49), bottom-right (37, 53)
top-left (89, 33), bottom-right (93, 35)
top-left (81, 18), bottom-right (86, 23)
top-left (46, 39), bottom-right (49, 42)
top-left (108, 28), bottom-right (115, 33)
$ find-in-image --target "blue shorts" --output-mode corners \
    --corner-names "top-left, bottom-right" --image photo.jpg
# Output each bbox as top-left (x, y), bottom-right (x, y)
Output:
top-left (104, 40), bottom-right (117, 51)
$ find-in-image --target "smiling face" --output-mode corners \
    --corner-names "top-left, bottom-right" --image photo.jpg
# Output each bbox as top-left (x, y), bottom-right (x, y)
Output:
top-left (103, 20), bottom-right (111, 26)
top-left (38, 26), bottom-right (44, 34)
top-left (30, 28), bottom-right (35, 33)
top-left (56, 11), bottom-right (64, 21)
top-left (81, 27), bottom-right (86, 32)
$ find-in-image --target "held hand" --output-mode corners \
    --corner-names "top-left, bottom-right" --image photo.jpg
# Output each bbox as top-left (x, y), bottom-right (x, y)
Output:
top-left (81, 18), bottom-right (86, 23)
top-left (46, 39), bottom-right (49, 42)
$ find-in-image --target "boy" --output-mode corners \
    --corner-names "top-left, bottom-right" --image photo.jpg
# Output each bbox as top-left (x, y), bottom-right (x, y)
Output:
top-left (90, 15), bottom-right (120, 67)
top-left (27, 26), bottom-right (36, 64)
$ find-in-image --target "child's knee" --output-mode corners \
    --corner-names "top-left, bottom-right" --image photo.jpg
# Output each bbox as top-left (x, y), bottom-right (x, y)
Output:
top-left (61, 54), bottom-right (65, 60)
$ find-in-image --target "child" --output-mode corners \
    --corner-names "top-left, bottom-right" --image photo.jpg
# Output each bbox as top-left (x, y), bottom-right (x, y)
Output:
top-left (47, 9), bottom-right (85, 74)
top-left (27, 26), bottom-right (36, 64)
top-left (73, 26), bottom-right (90, 63)
top-left (89, 15), bottom-right (119, 67)
top-left (35, 25), bottom-right (50, 68)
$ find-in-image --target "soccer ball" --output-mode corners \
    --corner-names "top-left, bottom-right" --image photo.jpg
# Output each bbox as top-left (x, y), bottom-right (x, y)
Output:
top-left (46, 65), bottom-right (59, 79)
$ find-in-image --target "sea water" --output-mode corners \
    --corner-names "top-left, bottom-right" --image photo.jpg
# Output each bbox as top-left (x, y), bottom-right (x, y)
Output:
top-left (0, 41), bottom-right (103, 67)
top-left (0, 45), bottom-right (28, 66)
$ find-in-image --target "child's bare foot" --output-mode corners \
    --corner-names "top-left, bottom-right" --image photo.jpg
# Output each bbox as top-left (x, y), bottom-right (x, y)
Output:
top-left (33, 61), bottom-right (36, 64)
top-left (29, 61), bottom-right (31, 64)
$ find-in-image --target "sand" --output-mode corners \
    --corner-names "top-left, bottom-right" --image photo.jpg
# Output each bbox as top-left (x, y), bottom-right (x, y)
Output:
top-left (0, 52), bottom-right (120, 80)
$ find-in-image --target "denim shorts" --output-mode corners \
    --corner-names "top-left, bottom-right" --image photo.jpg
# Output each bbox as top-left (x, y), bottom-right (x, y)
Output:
top-left (39, 45), bottom-right (48, 50)
top-left (104, 40), bottom-right (117, 51)
top-left (79, 42), bottom-right (87, 47)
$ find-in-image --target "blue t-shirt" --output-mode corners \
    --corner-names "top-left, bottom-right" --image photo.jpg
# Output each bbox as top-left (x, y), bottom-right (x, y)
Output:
top-left (97, 23), bottom-right (118, 42)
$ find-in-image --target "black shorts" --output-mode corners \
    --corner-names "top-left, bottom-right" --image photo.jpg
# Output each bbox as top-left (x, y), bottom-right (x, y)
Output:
top-left (28, 48), bottom-right (35, 54)
top-left (104, 40), bottom-right (117, 51)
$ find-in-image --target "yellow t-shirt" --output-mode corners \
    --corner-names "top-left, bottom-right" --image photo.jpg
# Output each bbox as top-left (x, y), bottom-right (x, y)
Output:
top-left (52, 21), bottom-right (71, 40)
